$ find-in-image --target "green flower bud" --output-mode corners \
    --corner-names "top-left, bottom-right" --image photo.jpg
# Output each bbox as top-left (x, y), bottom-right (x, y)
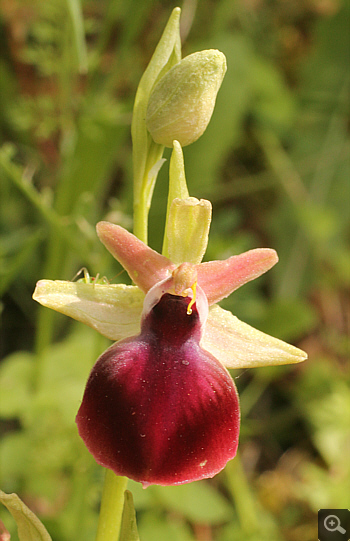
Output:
top-left (146, 50), bottom-right (227, 147)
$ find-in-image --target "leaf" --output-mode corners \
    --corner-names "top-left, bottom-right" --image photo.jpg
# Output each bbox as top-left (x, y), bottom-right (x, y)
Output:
top-left (0, 227), bottom-right (43, 296)
top-left (152, 481), bottom-right (232, 524)
top-left (119, 490), bottom-right (140, 541)
top-left (0, 490), bottom-right (52, 541)
top-left (0, 433), bottom-right (30, 480)
top-left (66, 0), bottom-right (88, 74)
top-left (125, 480), bottom-right (154, 510)
top-left (132, 7), bottom-right (181, 204)
top-left (0, 352), bottom-right (34, 418)
top-left (307, 383), bottom-right (350, 467)
top-left (251, 56), bottom-right (295, 132)
top-left (138, 512), bottom-right (195, 541)
top-left (256, 298), bottom-right (319, 343)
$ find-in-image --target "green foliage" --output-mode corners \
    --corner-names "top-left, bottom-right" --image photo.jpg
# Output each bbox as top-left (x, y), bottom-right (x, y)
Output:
top-left (150, 482), bottom-right (232, 524)
top-left (0, 327), bottom-right (106, 540)
top-left (0, 489), bottom-right (52, 541)
top-left (1, 1), bottom-right (349, 540)
top-left (120, 491), bottom-right (140, 541)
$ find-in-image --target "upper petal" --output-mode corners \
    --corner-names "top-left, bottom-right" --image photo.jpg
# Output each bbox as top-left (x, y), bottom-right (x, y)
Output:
top-left (97, 222), bottom-right (175, 291)
top-left (202, 304), bottom-right (307, 369)
top-left (196, 248), bottom-right (279, 305)
top-left (165, 197), bottom-right (212, 265)
top-left (33, 280), bottom-right (143, 340)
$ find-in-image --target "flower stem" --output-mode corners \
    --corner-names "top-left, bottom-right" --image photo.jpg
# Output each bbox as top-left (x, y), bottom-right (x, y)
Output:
top-left (95, 470), bottom-right (128, 541)
top-left (133, 195), bottom-right (149, 244)
top-left (225, 454), bottom-right (259, 535)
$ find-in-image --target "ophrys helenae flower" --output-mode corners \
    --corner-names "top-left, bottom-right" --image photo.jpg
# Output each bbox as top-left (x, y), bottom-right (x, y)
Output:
top-left (33, 208), bottom-right (307, 486)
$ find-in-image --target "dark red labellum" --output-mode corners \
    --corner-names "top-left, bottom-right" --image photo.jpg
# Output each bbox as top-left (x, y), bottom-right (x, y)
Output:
top-left (76, 293), bottom-right (240, 486)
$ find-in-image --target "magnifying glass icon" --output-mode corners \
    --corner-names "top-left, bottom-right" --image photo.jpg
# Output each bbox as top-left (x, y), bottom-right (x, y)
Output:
top-left (324, 515), bottom-right (346, 534)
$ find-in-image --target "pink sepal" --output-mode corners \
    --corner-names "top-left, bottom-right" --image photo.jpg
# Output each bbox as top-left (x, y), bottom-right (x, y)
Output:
top-left (97, 223), bottom-right (278, 305)
top-left (96, 222), bottom-right (175, 292)
top-left (196, 248), bottom-right (278, 305)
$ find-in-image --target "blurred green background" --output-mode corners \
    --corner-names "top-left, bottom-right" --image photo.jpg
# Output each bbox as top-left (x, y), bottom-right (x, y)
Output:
top-left (0, 0), bottom-right (349, 540)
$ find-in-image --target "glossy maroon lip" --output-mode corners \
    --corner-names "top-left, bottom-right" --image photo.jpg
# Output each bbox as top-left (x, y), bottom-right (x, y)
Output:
top-left (76, 293), bottom-right (240, 486)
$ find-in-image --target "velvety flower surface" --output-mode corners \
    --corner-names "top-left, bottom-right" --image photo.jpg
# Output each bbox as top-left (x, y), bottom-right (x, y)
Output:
top-left (33, 216), bottom-right (307, 486)
top-left (76, 291), bottom-right (240, 486)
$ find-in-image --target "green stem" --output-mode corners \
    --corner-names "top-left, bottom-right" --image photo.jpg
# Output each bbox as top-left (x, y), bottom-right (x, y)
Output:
top-left (225, 454), bottom-right (259, 535)
top-left (95, 470), bottom-right (128, 541)
top-left (133, 195), bottom-right (149, 244)
top-left (256, 127), bottom-right (308, 206)
top-left (133, 140), bottom-right (165, 244)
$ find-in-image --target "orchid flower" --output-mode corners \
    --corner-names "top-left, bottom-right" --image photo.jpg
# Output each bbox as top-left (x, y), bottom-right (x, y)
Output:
top-left (33, 200), bottom-right (307, 488)
top-left (32, 9), bottom-right (307, 490)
